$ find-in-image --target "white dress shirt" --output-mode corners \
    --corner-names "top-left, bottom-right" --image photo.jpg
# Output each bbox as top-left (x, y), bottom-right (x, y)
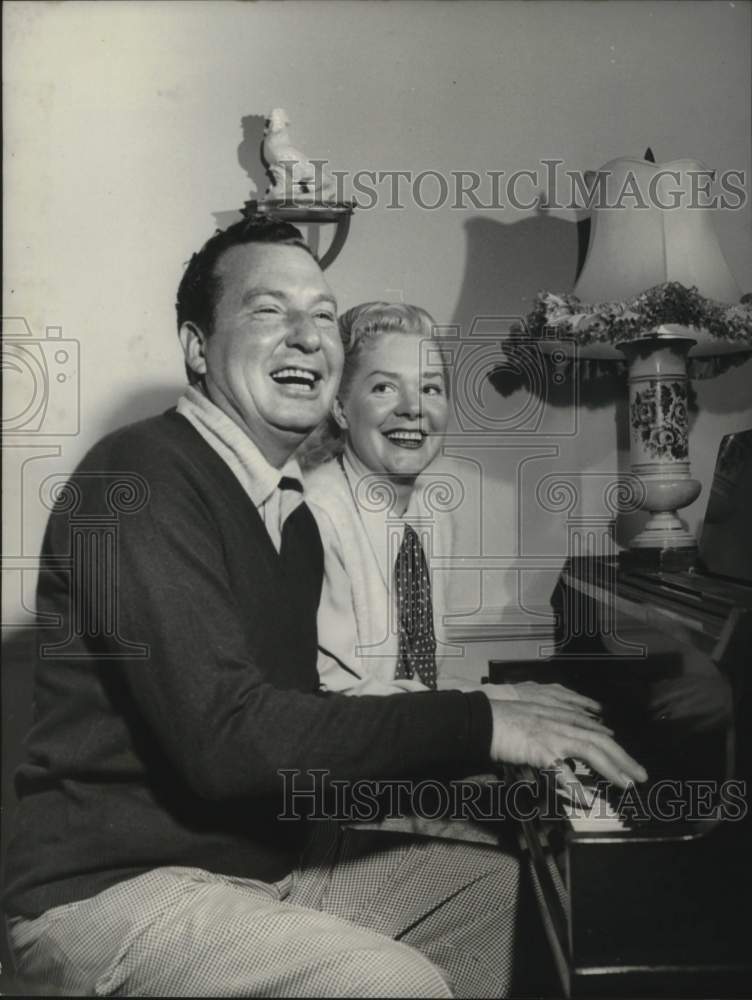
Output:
top-left (177, 386), bottom-right (304, 552)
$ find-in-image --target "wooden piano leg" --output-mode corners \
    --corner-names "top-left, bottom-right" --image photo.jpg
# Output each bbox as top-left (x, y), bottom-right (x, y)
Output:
top-left (509, 853), bottom-right (565, 998)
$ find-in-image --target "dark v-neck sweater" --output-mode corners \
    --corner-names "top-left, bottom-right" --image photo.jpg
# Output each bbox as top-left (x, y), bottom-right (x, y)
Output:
top-left (5, 411), bottom-right (492, 918)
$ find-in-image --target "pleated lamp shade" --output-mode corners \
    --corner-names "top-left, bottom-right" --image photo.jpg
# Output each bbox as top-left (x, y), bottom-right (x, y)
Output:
top-left (573, 158), bottom-right (743, 356)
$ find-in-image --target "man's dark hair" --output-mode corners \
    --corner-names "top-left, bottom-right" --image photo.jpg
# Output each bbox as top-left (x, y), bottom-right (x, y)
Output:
top-left (176, 217), bottom-right (317, 384)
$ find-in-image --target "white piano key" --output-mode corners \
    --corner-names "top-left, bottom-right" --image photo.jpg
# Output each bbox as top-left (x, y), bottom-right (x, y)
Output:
top-left (557, 759), bottom-right (628, 831)
top-left (556, 784), bottom-right (598, 809)
top-left (566, 811), bottom-right (626, 832)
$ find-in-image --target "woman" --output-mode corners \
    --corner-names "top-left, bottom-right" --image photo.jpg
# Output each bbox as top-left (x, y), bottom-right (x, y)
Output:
top-left (306, 301), bottom-right (573, 706)
top-left (300, 303), bottom-right (577, 997)
top-left (305, 301), bottom-right (459, 695)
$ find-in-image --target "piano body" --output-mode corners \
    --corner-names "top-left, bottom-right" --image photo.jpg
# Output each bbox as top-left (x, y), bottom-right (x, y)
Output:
top-left (491, 554), bottom-right (752, 997)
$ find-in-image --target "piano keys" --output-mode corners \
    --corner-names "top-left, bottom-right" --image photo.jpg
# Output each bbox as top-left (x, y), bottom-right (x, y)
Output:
top-left (489, 553), bottom-right (752, 998)
top-left (555, 759), bottom-right (627, 832)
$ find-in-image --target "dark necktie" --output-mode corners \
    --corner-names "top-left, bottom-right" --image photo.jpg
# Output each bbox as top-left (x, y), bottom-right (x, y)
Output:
top-left (394, 523), bottom-right (438, 690)
top-left (278, 477), bottom-right (324, 655)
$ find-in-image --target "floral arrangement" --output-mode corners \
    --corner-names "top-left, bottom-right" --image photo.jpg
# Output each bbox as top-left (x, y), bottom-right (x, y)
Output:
top-left (527, 281), bottom-right (752, 346)
top-left (520, 281), bottom-right (752, 382)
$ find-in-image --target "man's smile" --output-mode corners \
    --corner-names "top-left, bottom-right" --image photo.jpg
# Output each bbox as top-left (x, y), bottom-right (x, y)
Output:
top-left (270, 366), bottom-right (323, 393)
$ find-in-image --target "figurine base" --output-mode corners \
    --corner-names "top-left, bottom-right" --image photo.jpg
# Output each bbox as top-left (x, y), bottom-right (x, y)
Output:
top-left (247, 199), bottom-right (355, 223)
top-left (243, 200), bottom-right (355, 270)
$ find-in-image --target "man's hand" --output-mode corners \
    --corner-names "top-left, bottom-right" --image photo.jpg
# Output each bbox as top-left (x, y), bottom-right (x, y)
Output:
top-left (487, 697), bottom-right (647, 789)
top-left (485, 680), bottom-right (603, 715)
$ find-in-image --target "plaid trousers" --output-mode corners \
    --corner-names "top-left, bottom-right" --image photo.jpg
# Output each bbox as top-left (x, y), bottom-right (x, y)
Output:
top-left (8, 825), bottom-right (525, 998)
top-left (295, 823), bottom-right (525, 998)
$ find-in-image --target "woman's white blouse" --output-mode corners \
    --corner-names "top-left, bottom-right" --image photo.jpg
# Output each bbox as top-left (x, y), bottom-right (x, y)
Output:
top-left (305, 450), bottom-right (456, 696)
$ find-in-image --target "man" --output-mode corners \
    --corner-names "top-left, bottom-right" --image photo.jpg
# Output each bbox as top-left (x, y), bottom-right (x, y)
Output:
top-left (4, 219), bottom-right (645, 996)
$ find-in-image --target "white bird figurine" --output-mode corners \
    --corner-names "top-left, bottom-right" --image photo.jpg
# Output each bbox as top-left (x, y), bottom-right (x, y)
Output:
top-left (262, 108), bottom-right (337, 202)
top-left (263, 108), bottom-right (336, 201)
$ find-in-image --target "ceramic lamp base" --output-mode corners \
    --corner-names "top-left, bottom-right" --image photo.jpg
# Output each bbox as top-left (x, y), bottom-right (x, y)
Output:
top-left (629, 510), bottom-right (698, 549)
top-left (617, 335), bottom-right (701, 562)
top-left (628, 479), bottom-right (701, 549)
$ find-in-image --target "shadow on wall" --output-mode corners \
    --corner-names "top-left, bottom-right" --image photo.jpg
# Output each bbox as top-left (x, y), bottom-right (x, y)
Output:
top-left (451, 213), bottom-right (583, 332)
top-left (238, 113), bottom-right (270, 201)
top-left (212, 113), bottom-right (270, 231)
top-left (696, 355), bottom-right (752, 416)
top-left (447, 213), bottom-right (634, 602)
top-left (451, 213), bottom-right (625, 411)
top-left (96, 383), bottom-right (185, 440)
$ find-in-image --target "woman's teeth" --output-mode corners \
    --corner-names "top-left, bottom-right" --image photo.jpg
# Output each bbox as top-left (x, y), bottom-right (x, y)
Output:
top-left (385, 430), bottom-right (423, 449)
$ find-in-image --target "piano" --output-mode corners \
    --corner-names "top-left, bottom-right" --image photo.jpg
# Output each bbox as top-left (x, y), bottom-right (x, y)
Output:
top-left (489, 430), bottom-right (752, 998)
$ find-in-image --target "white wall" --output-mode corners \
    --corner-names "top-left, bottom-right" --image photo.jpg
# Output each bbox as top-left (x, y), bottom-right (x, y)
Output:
top-left (4, 0), bottom-right (751, 625)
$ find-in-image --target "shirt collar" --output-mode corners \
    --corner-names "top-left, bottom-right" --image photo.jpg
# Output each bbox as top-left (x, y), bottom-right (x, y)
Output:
top-left (342, 444), bottom-right (424, 522)
top-left (177, 386), bottom-right (302, 508)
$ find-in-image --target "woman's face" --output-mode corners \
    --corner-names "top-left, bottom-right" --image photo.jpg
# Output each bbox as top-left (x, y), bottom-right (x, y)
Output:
top-left (337, 332), bottom-right (449, 477)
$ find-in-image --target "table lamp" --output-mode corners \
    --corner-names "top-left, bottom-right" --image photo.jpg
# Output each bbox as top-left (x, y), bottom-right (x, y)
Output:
top-left (528, 152), bottom-right (752, 568)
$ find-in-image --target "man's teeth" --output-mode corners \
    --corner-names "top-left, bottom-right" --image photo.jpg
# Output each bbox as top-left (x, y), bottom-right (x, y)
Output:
top-left (271, 368), bottom-right (318, 388)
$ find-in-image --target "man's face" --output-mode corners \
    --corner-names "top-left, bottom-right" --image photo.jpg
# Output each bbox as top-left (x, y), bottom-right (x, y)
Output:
top-left (197, 243), bottom-right (343, 464)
